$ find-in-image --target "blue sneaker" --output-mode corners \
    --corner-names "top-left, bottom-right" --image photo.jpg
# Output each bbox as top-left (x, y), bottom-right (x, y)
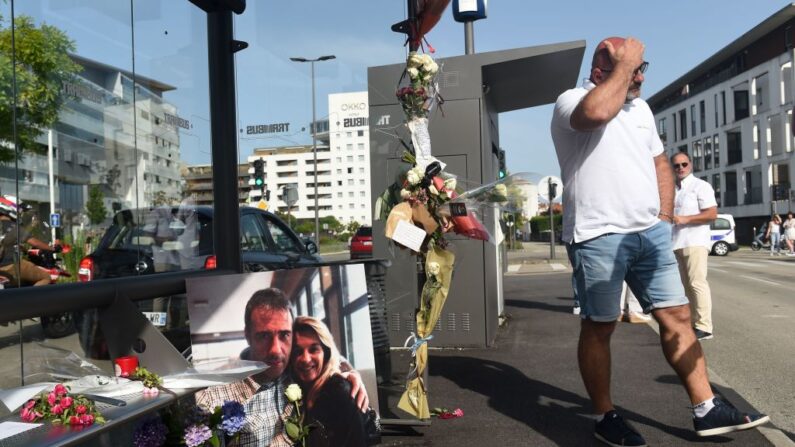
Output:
top-left (694, 398), bottom-right (770, 437)
top-left (595, 410), bottom-right (647, 446)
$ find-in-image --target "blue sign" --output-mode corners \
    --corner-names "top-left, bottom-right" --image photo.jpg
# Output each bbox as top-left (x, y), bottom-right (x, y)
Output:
top-left (50, 213), bottom-right (61, 228)
top-left (452, 0), bottom-right (488, 22)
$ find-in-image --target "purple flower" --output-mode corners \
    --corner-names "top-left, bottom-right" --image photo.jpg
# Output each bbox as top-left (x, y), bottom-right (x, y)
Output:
top-left (219, 401), bottom-right (246, 435)
top-left (184, 424), bottom-right (212, 447)
top-left (133, 416), bottom-right (168, 447)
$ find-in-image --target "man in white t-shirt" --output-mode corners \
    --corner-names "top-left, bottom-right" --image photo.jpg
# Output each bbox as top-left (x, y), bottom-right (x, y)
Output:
top-left (550, 36), bottom-right (768, 445)
top-left (671, 152), bottom-right (718, 341)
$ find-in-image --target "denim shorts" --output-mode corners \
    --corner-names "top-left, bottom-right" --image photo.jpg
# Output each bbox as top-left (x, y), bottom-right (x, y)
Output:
top-left (566, 221), bottom-right (688, 322)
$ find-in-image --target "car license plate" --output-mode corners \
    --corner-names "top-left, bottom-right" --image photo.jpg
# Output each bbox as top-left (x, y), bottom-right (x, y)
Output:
top-left (363, 241), bottom-right (372, 245)
top-left (142, 312), bottom-right (167, 327)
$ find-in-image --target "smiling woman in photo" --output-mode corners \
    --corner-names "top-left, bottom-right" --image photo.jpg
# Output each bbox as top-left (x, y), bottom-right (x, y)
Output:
top-left (291, 316), bottom-right (368, 447)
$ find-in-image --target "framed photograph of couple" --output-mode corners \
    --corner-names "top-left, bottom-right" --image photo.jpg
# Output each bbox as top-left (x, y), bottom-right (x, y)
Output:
top-left (185, 264), bottom-right (379, 412)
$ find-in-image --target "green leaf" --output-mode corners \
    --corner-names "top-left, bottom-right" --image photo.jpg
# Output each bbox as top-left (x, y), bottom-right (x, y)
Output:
top-left (209, 434), bottom-right (220, 447)
top-left (285, 421), bottom-right (301, 440)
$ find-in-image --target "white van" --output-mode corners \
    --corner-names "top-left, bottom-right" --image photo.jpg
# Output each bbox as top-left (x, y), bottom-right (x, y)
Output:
top-left (709, 214), bottom-right (738, 256)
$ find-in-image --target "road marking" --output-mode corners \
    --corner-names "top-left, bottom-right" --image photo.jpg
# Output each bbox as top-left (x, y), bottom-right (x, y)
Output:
top-left (739, 274), bottom-right (782, 287)
top-left (760, 314), bottom-right (790, 319)
top-left (709, 267), bottom-right (729, 273)
top-left (507, 265), bottom-right (521, 273)
top-left (726, 261), bottom-right (761, 268)
top-left (550, 263), bottom-right (567, 271)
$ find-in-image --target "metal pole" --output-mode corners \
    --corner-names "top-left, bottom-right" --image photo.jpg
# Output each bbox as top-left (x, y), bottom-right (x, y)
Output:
top-left (549, 178), bottom-right (556, 259)
top-left (464, 21), bottom-right (475, 54)
top-left (48, 129), bottom-right (56, 243)
top-left (311, 61), bottom-right (320, 247)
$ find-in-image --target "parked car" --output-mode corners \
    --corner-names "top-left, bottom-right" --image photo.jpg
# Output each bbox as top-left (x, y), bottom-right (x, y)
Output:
top-left (74, 206), bottom-right (321, 359)
top-left (710, 214), bottom-right (738, 256)
top-left (349, 226), bottom-right (373, 259)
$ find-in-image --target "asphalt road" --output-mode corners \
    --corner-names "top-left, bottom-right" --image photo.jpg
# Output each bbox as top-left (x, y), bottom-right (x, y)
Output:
top-left (699, 248), bottom-right (795, 441)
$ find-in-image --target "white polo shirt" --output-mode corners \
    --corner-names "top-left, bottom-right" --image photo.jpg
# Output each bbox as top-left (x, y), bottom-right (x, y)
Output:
top-left (551, 80), bottom-right (664, 243)
top-left (672, 174), bottom-right (717, 250)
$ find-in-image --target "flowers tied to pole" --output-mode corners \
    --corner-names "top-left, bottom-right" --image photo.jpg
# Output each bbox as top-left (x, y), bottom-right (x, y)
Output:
top-left (396, 52), bottom-right (440, 121)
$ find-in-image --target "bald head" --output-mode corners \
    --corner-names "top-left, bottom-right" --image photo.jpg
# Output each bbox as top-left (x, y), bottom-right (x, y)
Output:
top-left (592, 36), bottom-right (625, 70)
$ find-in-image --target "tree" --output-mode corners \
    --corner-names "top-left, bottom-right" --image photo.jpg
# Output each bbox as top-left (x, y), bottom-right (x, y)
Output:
top-left (85, 184), bottom-right (107, 225)
top-left (0, 14), bottom-right (82, 163)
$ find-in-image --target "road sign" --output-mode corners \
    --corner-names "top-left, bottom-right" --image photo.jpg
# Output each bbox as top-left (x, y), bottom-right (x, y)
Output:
top-left (50, 213), bottom-right (61, 228)
top-left (538, 175), bottom-right (563, 202)
top-left (256, 199), bottom-right (268, 210)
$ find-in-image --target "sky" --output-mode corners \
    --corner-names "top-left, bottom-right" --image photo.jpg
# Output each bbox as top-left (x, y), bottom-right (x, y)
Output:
top-left (7, 0), bottom-right (795, 181)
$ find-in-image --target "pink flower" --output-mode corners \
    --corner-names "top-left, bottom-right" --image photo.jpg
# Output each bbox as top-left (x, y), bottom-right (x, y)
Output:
top-left (24, 400), bottom-right (36, 410)
top-left (20, 408), bottom-right (35, 422)
top-left (80, 414), bottom-right (94, 425)
top-left (60, 397), bottom-right (73, 408)
top-left (69, 416), bottom-right (80, 425)
top-left (75, 405), bottom-right (87, 414)
top-left (47, 392), bottom-right (57, 406)
top-left (452, 408), bottom-right (464, 417)
top-left (51, 404), bottom-right (64, 415)
top-left (53, 384), bottom-right (67, 396)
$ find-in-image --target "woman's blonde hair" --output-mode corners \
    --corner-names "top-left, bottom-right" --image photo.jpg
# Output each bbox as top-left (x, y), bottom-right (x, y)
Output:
top-left (291, 316), bottom-right (342, 407)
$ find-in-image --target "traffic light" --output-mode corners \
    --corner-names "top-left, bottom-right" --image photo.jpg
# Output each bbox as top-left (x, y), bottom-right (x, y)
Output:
top-left (252, 158), bottom-right (265, 189)
top-left (497, 149), bottom-right (507, 179)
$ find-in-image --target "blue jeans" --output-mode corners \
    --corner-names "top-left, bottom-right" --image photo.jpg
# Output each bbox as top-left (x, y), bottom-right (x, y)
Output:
top-left (770, 232), bottom-right (780, 254)
top-left (566, 221), bottom-right (688, 322)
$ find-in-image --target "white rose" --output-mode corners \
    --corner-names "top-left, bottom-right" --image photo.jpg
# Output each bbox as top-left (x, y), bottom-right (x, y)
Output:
top-left (428, 185), bottom-right (439, 195)
top-left (400, 188), bottom-right (411, 199)
top-left (408, 53), bottom-right (423, 68)
top-left (407, 67), bottom-right (419, 79)
top-left (427, 262), bottom-right (440, 276)
top-left (421, 54), bottom-right (433, 66)
top-left (423, 62), bottom-right (438, 75)
top-left (495, 184), bottom-right (507, 194)
top-left (406, 170), bottom-right (421, 185)
top-left (285, 383), bottom-right (302, 402)
top-left (444, 178), bottom-right (457, 191)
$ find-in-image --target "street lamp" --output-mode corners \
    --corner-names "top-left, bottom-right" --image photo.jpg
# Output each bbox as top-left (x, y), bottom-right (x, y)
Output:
top-left (290, 55), bottom-right (335, 247)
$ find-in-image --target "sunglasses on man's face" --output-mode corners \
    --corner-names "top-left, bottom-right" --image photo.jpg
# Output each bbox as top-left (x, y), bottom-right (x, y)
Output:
top-left (598, 61), bottom-right (649, 75)
top-left (673, 162), bottom-right (689, 169)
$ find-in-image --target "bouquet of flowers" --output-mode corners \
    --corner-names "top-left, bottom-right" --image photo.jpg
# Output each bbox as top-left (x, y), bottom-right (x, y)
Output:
top-left (20, 383), bottom-right (106, 426)
top-left (396, 51), bottom-right (439, 121)
top-left (134, 366), bottom-right (163, 396)
top-left (182, 401), bottom-right (246, 447)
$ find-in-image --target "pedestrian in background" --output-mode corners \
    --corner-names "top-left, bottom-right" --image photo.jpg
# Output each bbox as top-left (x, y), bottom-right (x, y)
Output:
top-left (671, 152), bottom-right (718, 341)
top-left (765, 214), bottom-right (782, 256)
top-left (620, 283), bottom-right (651, 323)
top-left (782, 212), bottom-right (795, 256)
top-left (551, 36), bottom-right (769, 446)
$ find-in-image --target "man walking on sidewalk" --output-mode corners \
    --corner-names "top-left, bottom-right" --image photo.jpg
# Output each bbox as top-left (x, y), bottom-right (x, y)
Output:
top-left (671, 152), bottom-right (718, 341)
top-left (550, 36), bottom-right (769, 447)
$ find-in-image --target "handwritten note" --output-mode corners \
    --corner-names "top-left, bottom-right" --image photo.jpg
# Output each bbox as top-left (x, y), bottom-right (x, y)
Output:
top-left (392, 220), bottom-right (427, 252)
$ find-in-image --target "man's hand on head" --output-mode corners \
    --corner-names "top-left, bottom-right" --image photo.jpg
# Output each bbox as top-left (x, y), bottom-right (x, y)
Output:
top-left (339, 370), bottom-right (369, 412)
top-left (605, 37), bottom-right (644, 73)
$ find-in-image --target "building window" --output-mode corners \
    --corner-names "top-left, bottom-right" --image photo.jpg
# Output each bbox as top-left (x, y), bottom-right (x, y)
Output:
top-left (714, 94), bottom-right (719, 128)
top-left (767, 114), bottom-right (784, 156)
top-left (733, 83), bottom-right (749, 120)
top-left (359, 179), bottom-right (365, 185)
top-left (659, 117), bottom-right (667, 144)
top-left (357, 143), bottom-right (364, 150)
top-left (346, 156), bottom-right (353, 162)
top-left (672, 113), bottom-right (678, 141)
top-left (699, 100), bottom-right (706, 134)
top-left (782, 62), bottom-right (793, 105)
top-left (357, 130), bottom-right (364, 137)
top-left (346, 132), bottom-right (352, 138)
top-left (348, 179), bottom-right (354, 185)
top-left (721, 91), bottom-right (727, 125)
top-left (704, 136), bottom-right (712, 170)
top-left (692, 140), bottom-right (702, 172)
top-left (349, 192), bottom-right (354, 197)
top-left (679, 109), bottom-right (687, 140)
top-left (359, 167), bottom-right (365, 173)
top-left (357, 155), bottom-right (365, 161)
top-left (347, 167), bottom-right (353, 174)
top-left (788, 110), bottom-right (794, 153)
top-left (349, 203), bottom-right (355, 209)
top-left (713, 134), bottom-right (720, 167)
top-left (346, 144), bottom-right (353, 151)
top-left (337, 180), bottom-right (342, 186)
top-left (724, 171), bottom-right (737, 206)
top-left (753, 72), bottom-right (769, 114)
top-left (753, 122), bottom-right (761, 160)
top-left (727, 130), bottom-right (742, 165)
top-left (690, 104), bottom-right (696, 136)
top-left (744, 167), bottom-right (763, 204)
top-left (712, 173), bottom-right (721, 206)
top-left (336, 169), bottom-right (342, 174)
top-left (336, 157), bottom-right (342, 163)
top-left (360, 191), bottom-right (366, 196)
top-left (337, 192), bottom-right (342, 197)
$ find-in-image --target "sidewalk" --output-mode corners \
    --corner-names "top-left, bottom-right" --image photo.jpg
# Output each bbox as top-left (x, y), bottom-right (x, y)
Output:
top-left (378, 243), bottom-right (784, 446)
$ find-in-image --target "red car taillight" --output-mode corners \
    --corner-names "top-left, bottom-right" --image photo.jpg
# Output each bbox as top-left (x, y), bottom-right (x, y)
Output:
top-left (78, 257), bottom-right (94, 282)
top-left (204, 255), bottom-right (217, 270)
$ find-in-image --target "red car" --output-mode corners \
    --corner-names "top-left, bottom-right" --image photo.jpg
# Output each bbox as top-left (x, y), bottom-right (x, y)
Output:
top-left (349, 226), bottom-right (372, 259)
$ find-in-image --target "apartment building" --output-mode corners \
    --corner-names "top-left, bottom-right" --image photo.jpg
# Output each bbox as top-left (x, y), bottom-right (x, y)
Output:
top-left (649, 4), bottom-right (795, 242)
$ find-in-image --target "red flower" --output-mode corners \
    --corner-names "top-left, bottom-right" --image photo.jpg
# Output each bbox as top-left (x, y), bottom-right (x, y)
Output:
top-left (51, 404), bottom-right (64, 415)
top-left (47, 392), bottom-right (57, 406)
top-left (53, 384), bottom-right (68, 396)
top-left (20, 408), bottom-right (36, 422)
top-left (24, 400), bottom-right (35, 410)
top-left (80, 414), bottom-right (94, 425)
top-left (60, 396), bottom-right (73, 408)
top-left (75, 405), bottom-right (87, 414)
top-left (69, 416), bottom-right (80, 425)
